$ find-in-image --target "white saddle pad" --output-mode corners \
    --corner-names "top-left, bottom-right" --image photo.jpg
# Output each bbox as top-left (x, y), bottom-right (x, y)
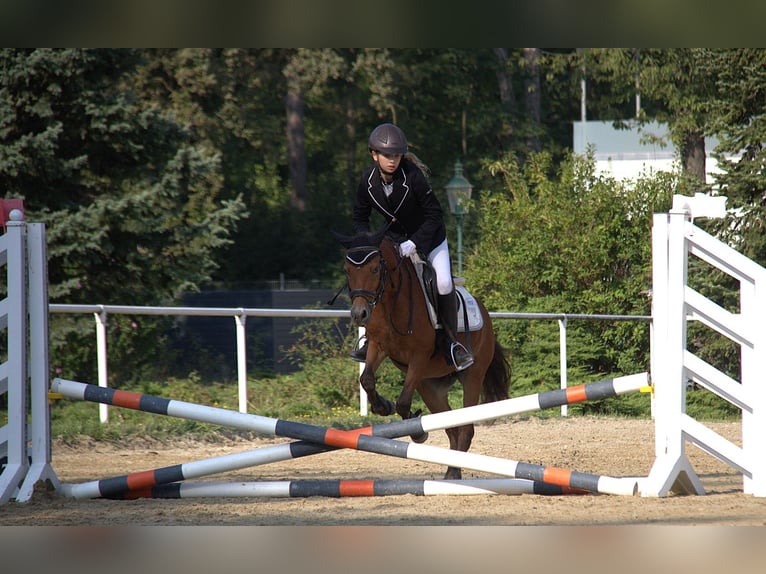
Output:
top-left (455, 286), bottom-right (484, 332)
top-left (412, 259), bottom-right (483, 332)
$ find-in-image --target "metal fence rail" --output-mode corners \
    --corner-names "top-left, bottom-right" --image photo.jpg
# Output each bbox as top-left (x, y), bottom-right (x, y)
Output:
top-left (49, 304), bottom-right (651, 421)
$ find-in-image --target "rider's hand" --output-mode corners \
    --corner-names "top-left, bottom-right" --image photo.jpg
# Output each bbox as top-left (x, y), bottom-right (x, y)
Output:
top-left (399, 240), bottom-right (417, 258)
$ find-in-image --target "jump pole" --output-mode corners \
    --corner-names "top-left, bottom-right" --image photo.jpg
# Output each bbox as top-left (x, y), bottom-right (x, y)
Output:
top-left (52, 375), bottom-right (645, 496)
top-left (110, 478), bottom-right (588, 499)
top-left (51, 371), bottom-right (647, 442)
top-left (58, 441), bottom-right (332, 499)
top-left (57, 437), bottom-right (586, 500)
top-left (418, 372), bottom-right (649, 434)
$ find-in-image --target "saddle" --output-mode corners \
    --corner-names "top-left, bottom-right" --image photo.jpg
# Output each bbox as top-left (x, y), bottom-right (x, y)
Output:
top-left (411, 256), bottom-right (484, 333)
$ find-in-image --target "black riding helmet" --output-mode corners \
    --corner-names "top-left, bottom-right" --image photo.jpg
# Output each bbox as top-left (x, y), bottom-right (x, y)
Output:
top-left (368, 123), bottom-right (408, 155)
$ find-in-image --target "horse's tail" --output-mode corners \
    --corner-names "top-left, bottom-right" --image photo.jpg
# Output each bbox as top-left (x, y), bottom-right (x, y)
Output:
top-left (481, 339), bottom-right (511, 403)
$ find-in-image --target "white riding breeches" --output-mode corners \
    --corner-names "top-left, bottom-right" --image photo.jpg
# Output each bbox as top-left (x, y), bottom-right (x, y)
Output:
top-left (427, 238), bottom-right (454, 295)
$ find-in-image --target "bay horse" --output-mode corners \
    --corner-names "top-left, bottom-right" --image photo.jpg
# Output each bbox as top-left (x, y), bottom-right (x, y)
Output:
top-left (334, 228), bottom-right (510, 479)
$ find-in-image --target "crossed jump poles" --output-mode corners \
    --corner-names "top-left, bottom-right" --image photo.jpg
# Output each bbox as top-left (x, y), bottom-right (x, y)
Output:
top-left (51, 373), bottom-right (649, 499)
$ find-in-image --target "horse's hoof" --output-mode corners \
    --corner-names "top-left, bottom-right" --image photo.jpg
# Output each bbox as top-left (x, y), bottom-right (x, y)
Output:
top-left (444, 467), bottom-right (462, 480)
top-left (410, 431), bottom-right (429, 444)
top-left (372, 398), bottom-right (396, 416)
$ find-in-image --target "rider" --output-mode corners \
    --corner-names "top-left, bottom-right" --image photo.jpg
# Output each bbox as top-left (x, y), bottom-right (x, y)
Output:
top-left (349, 122), bottom-right (474, 371)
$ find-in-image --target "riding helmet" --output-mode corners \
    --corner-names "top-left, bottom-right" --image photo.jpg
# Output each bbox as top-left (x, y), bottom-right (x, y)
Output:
top-left (368, 123), bottom-right (408, 154)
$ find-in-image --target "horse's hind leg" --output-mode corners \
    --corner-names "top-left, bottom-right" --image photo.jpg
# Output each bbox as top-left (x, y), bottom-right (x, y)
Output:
top-left (440, 371), bottom-right (483, 479)
top-left (443, 424), bottom-right (475, 480)
top-left (418, 377), bottom-right (469, 479)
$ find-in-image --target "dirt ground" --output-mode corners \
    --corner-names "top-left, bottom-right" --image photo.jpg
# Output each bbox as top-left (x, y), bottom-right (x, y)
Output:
top-left (4, 416), bottom-right (766, 526)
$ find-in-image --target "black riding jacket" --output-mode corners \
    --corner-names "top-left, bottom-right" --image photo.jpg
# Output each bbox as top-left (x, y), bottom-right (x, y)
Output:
top-left (352, 158), bottom-right (447, 254)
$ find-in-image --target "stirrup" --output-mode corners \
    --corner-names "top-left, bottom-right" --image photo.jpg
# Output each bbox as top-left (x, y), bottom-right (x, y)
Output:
top-left (450, 341), bottom-right (474, 371)
top-left (350, 339), bottom-right (368, 363)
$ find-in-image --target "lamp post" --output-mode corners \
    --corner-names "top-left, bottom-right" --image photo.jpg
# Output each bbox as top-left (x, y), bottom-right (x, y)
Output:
top-left (444, 160), bottom-right (473, 276)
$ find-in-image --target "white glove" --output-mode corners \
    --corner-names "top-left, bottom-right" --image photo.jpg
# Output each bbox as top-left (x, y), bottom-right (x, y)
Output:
top-left (399, 240), bottom-right (417, 258)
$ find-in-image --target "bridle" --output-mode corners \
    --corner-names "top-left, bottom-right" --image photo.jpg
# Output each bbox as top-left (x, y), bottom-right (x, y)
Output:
top-left (345, 246), bottom-right (388, 308)
top-left (342, 239), bottom-right (415, 337)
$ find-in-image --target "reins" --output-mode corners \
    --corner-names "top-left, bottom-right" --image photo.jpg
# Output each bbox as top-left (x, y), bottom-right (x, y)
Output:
top-left (389, 247), bottom-right (415, 336)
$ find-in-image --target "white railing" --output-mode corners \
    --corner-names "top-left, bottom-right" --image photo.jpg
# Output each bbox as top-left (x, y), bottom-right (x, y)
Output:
top-left (48, 304), bottom-right (651, 421)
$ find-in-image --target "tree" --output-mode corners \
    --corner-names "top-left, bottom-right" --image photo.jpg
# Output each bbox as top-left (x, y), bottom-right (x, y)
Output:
top-left (467, 151), bottom-right (673, 393)
top-left (705, 49), bottom-right (766, 263)
top-left (683, 49), bottom-right (766, 385)
top-left (282, 49), bottom-right (349, 212)
top-left (0, 48), bottom-right (247, 382)
top-left (0, 49), bottom-right (246, 303)
top-left (8, 48), bottom-right (764, 384)
top-left (522, 48), bottom-right (542, 152)
top-left (582, 49), bottom-right (717, 190)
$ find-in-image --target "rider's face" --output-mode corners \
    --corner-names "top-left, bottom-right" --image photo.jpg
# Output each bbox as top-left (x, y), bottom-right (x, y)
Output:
top-left (372, 151), bottom-right (403, 176)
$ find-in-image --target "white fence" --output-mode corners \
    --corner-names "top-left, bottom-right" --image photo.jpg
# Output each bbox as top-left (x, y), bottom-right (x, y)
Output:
top-left (1, 221), bottom-right (58, 503)
top-left (48, 303), bottom-right (651, 421)
top-left (643, 207), bottom-right (766, 496)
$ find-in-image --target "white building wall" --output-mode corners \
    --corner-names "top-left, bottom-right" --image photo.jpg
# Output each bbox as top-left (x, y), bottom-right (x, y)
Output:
top-left (573, 121), bottom-right (726, 184)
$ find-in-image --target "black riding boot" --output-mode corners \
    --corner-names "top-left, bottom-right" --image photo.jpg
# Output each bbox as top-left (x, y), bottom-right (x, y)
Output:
top-left (350, 337), bottom-right (368, 362)
top-left (437, 291), bottom-right (474, 371)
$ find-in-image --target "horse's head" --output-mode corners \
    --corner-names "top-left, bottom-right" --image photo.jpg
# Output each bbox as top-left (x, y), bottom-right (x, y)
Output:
top-left (334, 229), bottom-right (392, 327)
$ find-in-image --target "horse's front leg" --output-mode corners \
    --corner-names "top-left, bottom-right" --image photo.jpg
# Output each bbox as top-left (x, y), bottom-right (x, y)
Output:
top-left (360, 368), bottom-right (395, 416)
top-left (358, 344), bottom-right (395, 416)
top-left (396, 369), bottom-right (429, 444)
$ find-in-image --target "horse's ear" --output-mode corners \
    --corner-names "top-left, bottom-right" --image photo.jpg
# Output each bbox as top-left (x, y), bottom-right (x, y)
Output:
top-left (332, 230), bottom-right (354, 249)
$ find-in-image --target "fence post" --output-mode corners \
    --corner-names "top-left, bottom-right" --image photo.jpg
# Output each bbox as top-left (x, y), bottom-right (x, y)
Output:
top-left (559, 317), bottom-right (568, 416)
top-left (358, 326), bottom-right (367, 416)
top-left (0, 221), bottom-right (28, 504)
top-left (235, 313), bottom-right (248, 413)
top-left (94, 309), bottom-right (109, 423)
top-left (16, 222), bottom-right (59, 500)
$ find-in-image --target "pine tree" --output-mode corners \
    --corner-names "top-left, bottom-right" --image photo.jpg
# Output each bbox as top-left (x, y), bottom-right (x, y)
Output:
top-left (705, 49), bottom-right (766, 264)
top-left (0, 49), bottom-right (246, 382)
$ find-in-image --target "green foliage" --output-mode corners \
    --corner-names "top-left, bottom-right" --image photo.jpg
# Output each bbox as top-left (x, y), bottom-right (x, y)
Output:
top-left (704, 49), bottom-right (766, 265)
top-left (0, 49), bottom-right (247, 384)
top-left (48, 314), bottom-right (180, 385)
top-left (657, 49), bottom-right (766, 389)
top-left (467, 151), bottom-right (673, 401)
top-left (686, 386), bottom-right (740, 420)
